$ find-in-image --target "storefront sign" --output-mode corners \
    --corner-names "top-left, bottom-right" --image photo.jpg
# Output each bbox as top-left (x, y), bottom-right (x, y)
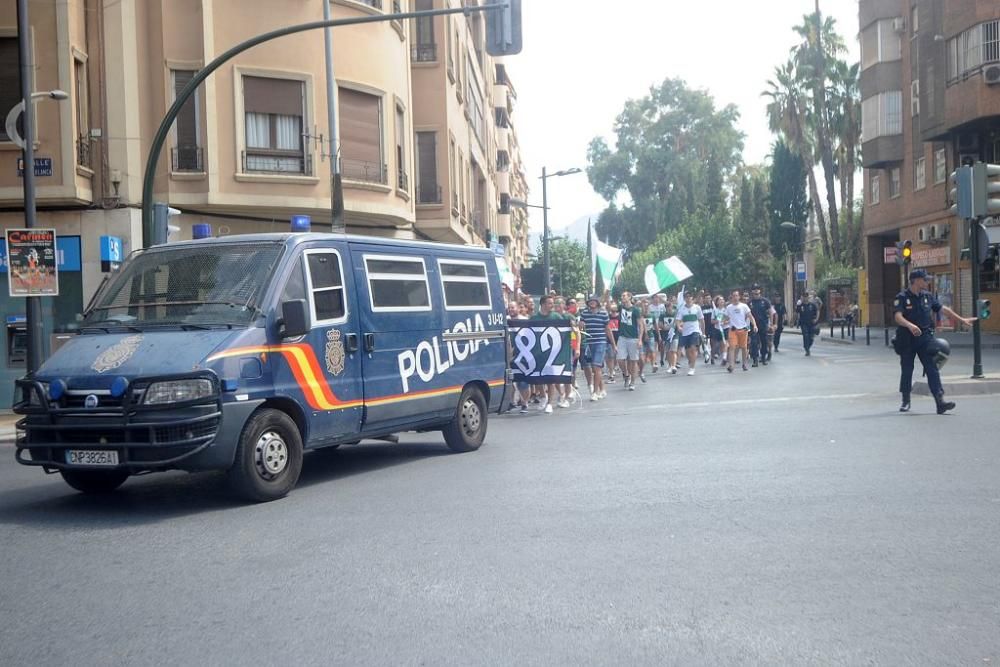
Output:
top-left (16, 157), bottom-right (53, 177)
top-left (911, 245), bottom-right (951, 268)
top-left (99, 235), bottom-right (123, 272)
top-left (884, 246), bottom-right (898, 264)
top-left (4, 228), bottom-right (58, 296)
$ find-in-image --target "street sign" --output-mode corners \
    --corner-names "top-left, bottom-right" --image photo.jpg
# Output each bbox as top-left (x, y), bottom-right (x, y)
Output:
top-left (16, 157), bottom-right (53, 177)
top-left (5, 228), bottom-right (59, 296)
top-left (795, 261), bottom-right (806, 281)
top-left (99, 235), bottom-right (123, 272)
top-left (884, 246), bottom-right (898, 264)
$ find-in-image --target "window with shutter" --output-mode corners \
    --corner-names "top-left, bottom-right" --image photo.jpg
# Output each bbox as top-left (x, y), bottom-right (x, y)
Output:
top-left (242, 75), bottom-right (307, 175)
top-left (416, 132), bottom-right (439, 203)
top-left (339, 87), bottom-right (385, 184)
top-left (172, 70), bottom-right (201, 171)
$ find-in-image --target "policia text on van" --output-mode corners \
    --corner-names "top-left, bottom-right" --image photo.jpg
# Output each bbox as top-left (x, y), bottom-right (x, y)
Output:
top-left (13, 233), bottom-right (512, 501)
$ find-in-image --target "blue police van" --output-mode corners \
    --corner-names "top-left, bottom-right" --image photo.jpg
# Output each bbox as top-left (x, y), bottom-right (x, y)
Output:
top-left (13, 233), bottom-right (512, 501)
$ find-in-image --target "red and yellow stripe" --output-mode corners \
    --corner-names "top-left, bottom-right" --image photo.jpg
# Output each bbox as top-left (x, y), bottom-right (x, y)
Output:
top-left (208, 345), bottom-right (505, 412)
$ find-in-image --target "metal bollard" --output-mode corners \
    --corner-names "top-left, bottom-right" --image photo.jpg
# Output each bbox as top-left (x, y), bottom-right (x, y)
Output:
top-left (866, 325), bottom-right (870, 345)
top-left (851, 324), bottom-right (856, 342)
top-left (884, 328), bottom-right (890, 346)
top-left (840, 323), bottom-right (845, 339)
top-left (830, 322), bottom-right (834, 338)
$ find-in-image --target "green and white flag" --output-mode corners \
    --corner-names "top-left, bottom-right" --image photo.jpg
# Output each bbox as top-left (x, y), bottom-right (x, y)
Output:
top-left (644, 256), bottom-right (693, 294)
top-left (592, 238), bottom-right (624, 292)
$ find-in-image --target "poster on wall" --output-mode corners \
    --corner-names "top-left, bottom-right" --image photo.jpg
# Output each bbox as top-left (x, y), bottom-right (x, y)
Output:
top-left (5, 228), bottom-right (59, 297)
top-left (934, 272), bottom-right (955, 330)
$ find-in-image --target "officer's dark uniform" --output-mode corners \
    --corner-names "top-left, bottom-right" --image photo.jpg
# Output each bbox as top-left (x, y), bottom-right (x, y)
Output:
top-left (893, 287), bottom-right (944, 403)
top-left (748, 296), bottom-right (772, 364)
top-left (773, 302), bottom-right (787, 351)
top-left (796, 299), bottom-right (819, 354)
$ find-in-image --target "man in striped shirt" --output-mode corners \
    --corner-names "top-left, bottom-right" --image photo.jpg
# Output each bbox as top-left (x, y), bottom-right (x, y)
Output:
top-left (579, 295), bottom-right (612, 401)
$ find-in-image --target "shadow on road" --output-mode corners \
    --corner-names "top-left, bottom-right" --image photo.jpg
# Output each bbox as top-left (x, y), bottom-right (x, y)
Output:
top-left (0, 440), bottom-right (451, 529)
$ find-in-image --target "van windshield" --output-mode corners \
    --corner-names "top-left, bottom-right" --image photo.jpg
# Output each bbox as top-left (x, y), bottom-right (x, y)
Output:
top-left (83, 242), bottom-right (283, 329)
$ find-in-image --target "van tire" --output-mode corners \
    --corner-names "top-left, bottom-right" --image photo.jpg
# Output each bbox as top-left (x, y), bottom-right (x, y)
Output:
top-left (443, 386), bottom-right (487, 453)
top-left (227, 408), bottom-right (303, 502)
top-left (60, 469), bottom-right (129, 494)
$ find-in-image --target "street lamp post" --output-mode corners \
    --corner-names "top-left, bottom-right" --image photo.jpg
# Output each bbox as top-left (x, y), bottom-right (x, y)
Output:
top-left (14, 0), bottom-right (69, 375)
top-left (539, 167), bottom-right (581, 294)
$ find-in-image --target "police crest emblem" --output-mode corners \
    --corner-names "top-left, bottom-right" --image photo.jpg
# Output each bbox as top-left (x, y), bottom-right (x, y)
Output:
top-left (325, 329), bottom-right (345, 376)
top-left (91, 334), bottom-right (143, 373)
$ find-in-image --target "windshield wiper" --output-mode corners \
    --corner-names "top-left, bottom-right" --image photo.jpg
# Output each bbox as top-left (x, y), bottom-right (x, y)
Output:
top-left (91, 300), bottom-right (259, 312)
top-left (79, 324), bottom-right (144, 334)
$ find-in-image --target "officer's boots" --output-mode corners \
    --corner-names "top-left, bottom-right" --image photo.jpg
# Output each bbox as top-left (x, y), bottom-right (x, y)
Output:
top-left (935, 393), bottom-right (955, 415)
top-left (899, 393), bottom-right (911, 412)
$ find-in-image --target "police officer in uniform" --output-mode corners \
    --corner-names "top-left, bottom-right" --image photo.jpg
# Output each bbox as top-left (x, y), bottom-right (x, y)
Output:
top-left (894, 269), bottom-right (976, 413)
top-left (796, 291), bottom-right (820, 356)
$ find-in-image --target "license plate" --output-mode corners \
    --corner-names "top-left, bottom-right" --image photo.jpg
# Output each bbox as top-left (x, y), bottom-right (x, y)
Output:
top-left (65, 450), bottom-right (119, 466)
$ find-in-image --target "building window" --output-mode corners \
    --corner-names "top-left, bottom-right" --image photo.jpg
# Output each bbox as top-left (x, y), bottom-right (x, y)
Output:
top-left (934, 148), bottom-right (947, 184)
top-left (0, 38), bottom-right (20, 142)
top-left (948, 19), bottom-right (1000, 82)
top-left (395, 103), bottom-right (407, 190)
top-left (171, 70), bottom-right (202, 172)
top-left (889, 167), bottom-right (901, 198)
top-left (242, 75), bottom-right (308, 175)
top-left (861, 91), bottom-right (902, 140)
top-left (914, 157), bottom-right (926, 190)
top-left (416, 131), bottom-right (440, 203)
top-left (449, 136), bottom-right (457, 210)
top-left (910, 6), bottom-right (918, 36)
top-left (860, 19), bottom-right (902, 70)
top-left (74, 55), bottom-right (91, 168)
top-left (411, 0), bottom-right (435, 62)
top-left (339, 87), bottom-right (385, 184)
top-left (910, 79), bottom-right (919, 117)
top-left (870, 173), bottom-right (881, 205)
top-left (465, 59), bottom-right (485, 148)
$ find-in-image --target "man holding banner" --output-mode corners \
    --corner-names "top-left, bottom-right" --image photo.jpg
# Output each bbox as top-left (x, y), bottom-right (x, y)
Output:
top-left (507, 295), bottom-right (575, 415)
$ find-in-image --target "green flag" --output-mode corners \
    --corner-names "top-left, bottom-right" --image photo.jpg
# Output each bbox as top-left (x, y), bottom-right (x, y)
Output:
top-left (644, 256), bottom-right (693, 294)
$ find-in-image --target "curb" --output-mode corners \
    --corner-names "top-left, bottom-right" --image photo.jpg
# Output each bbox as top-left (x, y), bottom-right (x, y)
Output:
top-left (913, 378), bottom-right (1000, 397)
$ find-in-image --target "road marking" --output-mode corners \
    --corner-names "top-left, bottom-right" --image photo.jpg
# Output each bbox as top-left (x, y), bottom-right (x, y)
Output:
top-left (639, 392), bottom-right (880, 411)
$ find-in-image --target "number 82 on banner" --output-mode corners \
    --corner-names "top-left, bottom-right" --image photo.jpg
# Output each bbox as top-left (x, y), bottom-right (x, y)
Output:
top-left (508, 320), bottom-right (574, 384)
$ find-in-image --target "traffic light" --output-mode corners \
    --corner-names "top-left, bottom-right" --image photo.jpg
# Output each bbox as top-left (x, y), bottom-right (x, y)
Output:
top-left (982, 163), bottom-right (1000, 216)
top-left (896, 239), bottom-right (912, 266)
top-left (949, 166), bottom-right (973, 219)
top-left (485, 0), bottom-right (522, 56)
top-left (978, 298), bottom-right (992, 320)
top-left (950, 162), bottom-right (1000, 218)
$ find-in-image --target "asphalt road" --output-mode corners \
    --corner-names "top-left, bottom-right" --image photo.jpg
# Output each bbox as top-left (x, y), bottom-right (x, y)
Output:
top-left (1, 341), bottom-right (998, 665)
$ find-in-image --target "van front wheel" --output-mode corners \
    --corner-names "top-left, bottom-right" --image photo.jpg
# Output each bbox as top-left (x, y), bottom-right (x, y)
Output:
top-left (443, 386), bottom-right (487, 453)
top-left (227, 408), bottom-right (303, 502)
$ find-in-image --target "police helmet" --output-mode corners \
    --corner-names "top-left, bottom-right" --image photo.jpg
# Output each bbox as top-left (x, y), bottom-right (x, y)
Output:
top-left (930, 337), bottom-right (951, 369)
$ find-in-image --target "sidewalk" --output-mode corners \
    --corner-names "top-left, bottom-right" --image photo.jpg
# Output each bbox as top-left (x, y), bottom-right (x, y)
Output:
top-left (783, 324), bottom-right (1000, 349)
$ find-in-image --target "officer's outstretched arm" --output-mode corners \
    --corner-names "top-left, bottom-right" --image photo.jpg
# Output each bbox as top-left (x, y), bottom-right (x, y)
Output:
top-left (940, 305), bottom-right (976, 328)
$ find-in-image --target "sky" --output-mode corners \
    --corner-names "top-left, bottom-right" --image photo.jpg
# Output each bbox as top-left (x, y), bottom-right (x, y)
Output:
top-left (504, 0), bottom-right (862, 237)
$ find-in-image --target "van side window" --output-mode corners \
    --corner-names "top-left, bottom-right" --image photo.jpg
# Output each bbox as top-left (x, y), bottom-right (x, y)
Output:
top-left (439, 260), bottom-right (491, 309)
top-left (307, 252), bottom-right (346, 322)
top-left (364, 255), bottom-right (431, 311)
top-left (280, 258), bottom-right (306, 304)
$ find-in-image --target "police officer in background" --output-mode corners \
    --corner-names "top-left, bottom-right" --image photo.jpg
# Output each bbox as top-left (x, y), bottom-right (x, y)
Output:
top-left (795, 291), bottom-right (820, 356)
top-left (894, 268), bottom-right (977, 414)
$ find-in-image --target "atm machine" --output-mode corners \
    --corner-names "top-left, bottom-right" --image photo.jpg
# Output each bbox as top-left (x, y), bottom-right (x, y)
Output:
top-left (6, 315), bottom-right (26, 368)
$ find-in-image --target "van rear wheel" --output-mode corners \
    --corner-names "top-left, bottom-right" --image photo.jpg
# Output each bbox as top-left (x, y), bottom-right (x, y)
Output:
top-left (443, 386), bottom-right (487, 453)
top-left (227, 408), bottom-right (303, 502)
top-left (60, 469), bottom-right (129, 494)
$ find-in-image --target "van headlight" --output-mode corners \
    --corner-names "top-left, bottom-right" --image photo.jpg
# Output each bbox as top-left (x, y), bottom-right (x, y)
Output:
top-left (143, 379), bottom-right (215, 404)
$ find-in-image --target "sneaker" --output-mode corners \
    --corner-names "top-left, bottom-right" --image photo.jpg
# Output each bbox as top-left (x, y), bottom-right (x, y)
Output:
top-left (543, 403), bottom-right (553, 414)
top-left (590, 393), bottom-right (599, 402)
top-left (597, 390), bottom-right (607, 399)
top-left (639, 373), bottom-right (647, 384)
top-left (607, 376), bottom-right (616, 383)
top-left (752, 360), bottom-right (758, 367)
top-left (727, 365), bottom-right (734, 373)
top-left (520, 405), bottom-right (529, 414)
top-left (558, 398), bottom-right (570, 409)
top-left (742, 364), bottom-right (749, 371)
top-left (627, 383), bottom-right (635, 391)
top-left (687, 368), bottom-right (695, 376)
top-left (669, 366), bottom-right (678, 375)
top-left (652, 364), bottom-right (659, 372)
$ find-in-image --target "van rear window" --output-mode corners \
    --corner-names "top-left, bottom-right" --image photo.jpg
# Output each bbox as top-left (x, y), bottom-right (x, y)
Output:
top-left (364, 255), bottom-right (431, 311)
top-left (439, 260), bottom-right (491, 310)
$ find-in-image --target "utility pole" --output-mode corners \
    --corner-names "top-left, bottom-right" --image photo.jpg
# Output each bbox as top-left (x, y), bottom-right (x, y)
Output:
top-left (541, 166), bottom-right (550, 294)
top-left (323, 0), bottom-right (345, 233)
top-left (16, 0), bottom-right (42, 376)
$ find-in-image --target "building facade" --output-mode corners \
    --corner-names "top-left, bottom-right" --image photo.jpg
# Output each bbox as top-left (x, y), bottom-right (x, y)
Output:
top-left (860, 0), bottom-right (1000, 330)
top-left (0, 0), bottom-right (529, 404)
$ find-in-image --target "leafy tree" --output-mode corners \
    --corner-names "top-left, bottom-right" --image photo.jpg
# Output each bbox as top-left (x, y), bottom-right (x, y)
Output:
top-left (767, 140), bottom-right (810, 258)
top-left (587, 78), bottom-right (744, 254)
top-left (539, 237), bottom-right (590, 298)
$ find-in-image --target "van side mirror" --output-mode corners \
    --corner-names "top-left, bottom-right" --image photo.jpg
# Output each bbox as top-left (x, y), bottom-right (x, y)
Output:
top-left (280, 300), bottom-right (309, 338)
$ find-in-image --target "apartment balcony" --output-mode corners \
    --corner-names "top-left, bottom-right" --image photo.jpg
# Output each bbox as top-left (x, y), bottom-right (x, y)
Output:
top-left (411, 43), bottom-right (436, 63)
top-left (342, 158), bottom-right (388, 185)
top-left (497, 211), bottom-right (512, 239)
top-left (493, 84), bottom-right (508, 113)
top-left (496, 125), bottom-right (509, 151)
top-left (76, 135), bottom-right (92, 170)
top-left (417, 183), bottom-right (442, 205)
top-left (171, 145), bottom-right (204, 172)
top-left (242, 151), bottom-right (314, 176)
top-left (861, 135), bottom-right (904, 169)
top-left (495, 168), bottom-right (509, 192)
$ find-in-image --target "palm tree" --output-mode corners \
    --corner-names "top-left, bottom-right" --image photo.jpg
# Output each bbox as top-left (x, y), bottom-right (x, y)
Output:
top-left (793, 5), bottom-right (846, 260)
top-left (829, 59), bottom-right (861, 265)
top-left (762, 60), bottom-right (831, 258)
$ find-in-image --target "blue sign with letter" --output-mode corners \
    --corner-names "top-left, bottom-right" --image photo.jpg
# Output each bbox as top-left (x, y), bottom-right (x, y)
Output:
top-left (1, 235), bottom-right (80, 272)
top-left (100, 236), bottom-right (123, 263)
top-left (16, 157), bottom-right (53, 177)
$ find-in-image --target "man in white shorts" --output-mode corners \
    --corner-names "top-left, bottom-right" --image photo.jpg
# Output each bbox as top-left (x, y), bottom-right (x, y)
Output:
top-left (616, 292), bottom-right (645, 391)
top-left (675, 291), bottom-right (704, 376)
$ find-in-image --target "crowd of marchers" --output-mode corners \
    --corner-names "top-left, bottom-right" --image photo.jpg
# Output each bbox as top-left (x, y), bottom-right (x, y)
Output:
top-left (504, 284), bottom-right (827, 414)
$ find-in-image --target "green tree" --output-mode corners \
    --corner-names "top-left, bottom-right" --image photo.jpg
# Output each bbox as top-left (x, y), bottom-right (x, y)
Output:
top-left (539, 238), bottom-right (590, 298)
top-left (829, 58), bottom-right (862, 266)
top-left (767, 140), bottom-right (810, 259)
top-left (587, 78), bottom-right (744, 254)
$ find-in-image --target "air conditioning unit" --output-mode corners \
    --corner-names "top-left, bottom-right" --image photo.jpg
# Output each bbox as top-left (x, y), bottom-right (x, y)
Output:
top-left (938, 223), bottom-right (951, 240)
top-left (917, 226), bottom-right (929, 242)
top-left (929, 224), bottom-right (939, 240)
top-left (892, 17), bottom-right (905, 33)
top-left (985, 64), bottom-right (1000, 86)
